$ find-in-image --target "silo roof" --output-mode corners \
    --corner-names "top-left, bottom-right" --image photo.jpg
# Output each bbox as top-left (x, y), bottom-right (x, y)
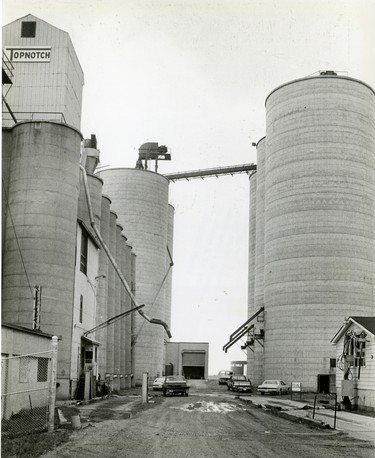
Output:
top-left (265, 74), bottom-right (375, 107)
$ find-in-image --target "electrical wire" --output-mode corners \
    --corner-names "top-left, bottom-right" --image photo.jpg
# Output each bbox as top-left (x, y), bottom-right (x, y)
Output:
top-left (2, 179), bottom-right (34, 299)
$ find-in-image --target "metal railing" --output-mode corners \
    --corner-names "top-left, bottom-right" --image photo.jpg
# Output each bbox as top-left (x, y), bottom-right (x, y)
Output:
top-left (2, 111), bottom-right (67, 127)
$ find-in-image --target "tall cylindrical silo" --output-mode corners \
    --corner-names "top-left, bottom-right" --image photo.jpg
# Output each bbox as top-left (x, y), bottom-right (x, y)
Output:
top-left (96, 194), bottom-right (111, 378)
top-left (165, 204), bottom-right (175, 331)
top-left (252, 137), bottom-right (266, 386)
top-left (2, 129), bottom-right (13, 249)
top-left (98, 168), bottom-right (170, 383)
top-left (106, 210), bottom-right (118, 380)
top-left (264, 74), bottom-right (375, 389)
top-left (1, 121), bottom-right (81, 395)
top-left (131, 250), bottom-right (137, 387)
top-left (113, 223), bottom-right (123, 390)
top-left (120, 235), bottom-right (128, 389)
top-left (247, 172), bottom-right (257, 379)
top-left (123, 240), bottom-right (134, 388)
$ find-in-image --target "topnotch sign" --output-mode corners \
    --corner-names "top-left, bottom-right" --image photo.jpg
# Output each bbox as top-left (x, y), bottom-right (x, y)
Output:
top-left (5, 46), bottom-right (51, 62)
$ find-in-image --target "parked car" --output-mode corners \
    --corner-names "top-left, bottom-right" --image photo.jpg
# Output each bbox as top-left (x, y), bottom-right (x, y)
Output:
top-left (162, 376), bottom-right (190, 396)
top-left (227, 375), bottom-right (252, 393)
top-left (152, 377), bottom-right (165, 391)
top-left (257, 380), bottom-right (289, 395)
top-left (218, 370), bottom-right (233, 385)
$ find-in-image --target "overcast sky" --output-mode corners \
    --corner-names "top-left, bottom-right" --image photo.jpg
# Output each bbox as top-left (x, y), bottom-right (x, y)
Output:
top-left (3, 0), bottom-right (375, 375)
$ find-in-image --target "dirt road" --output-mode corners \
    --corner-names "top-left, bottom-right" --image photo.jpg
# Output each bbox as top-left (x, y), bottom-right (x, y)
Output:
top-left (42, 392), bottom-right (374, 458)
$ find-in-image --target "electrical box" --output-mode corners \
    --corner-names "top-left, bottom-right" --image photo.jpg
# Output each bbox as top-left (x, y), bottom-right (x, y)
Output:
top-left (341, 379), bottom-right (354, 397)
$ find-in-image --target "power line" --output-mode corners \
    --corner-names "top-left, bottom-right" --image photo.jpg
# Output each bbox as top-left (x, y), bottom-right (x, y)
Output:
top-left (2, 179), bottom-right (34, 299)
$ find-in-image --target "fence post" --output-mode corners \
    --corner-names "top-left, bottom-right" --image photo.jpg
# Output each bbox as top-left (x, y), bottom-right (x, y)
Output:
top-left (142, 372), bottom-right (148, 404)
top-left (48, 336), bottom-right (58, 432)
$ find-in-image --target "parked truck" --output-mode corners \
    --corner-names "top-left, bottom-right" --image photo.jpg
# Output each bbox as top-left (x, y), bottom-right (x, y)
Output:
top-left (162, 376), bottom-right (190, 396)
top-left (227, 375), bottom-right (252, 393)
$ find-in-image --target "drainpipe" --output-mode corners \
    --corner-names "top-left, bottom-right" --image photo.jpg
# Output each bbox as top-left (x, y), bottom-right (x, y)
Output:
top-left (79, 165), bottom-right (172, 338)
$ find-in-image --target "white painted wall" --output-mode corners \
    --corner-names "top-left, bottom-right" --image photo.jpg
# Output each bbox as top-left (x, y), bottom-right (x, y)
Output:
top-left (334, 322), bottom-right (375, 411)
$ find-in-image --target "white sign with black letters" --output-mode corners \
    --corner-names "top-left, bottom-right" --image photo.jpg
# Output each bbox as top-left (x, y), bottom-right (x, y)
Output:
top-left (5, 46), bottom-right (51, 62)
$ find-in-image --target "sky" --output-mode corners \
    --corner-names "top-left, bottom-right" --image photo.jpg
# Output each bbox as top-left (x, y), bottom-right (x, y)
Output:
top-left (3, 0), bottom-right (375, 375)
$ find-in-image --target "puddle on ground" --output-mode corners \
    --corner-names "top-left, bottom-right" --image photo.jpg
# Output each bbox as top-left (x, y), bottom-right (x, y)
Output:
top-left (171, 401), bottom-right (244, 414)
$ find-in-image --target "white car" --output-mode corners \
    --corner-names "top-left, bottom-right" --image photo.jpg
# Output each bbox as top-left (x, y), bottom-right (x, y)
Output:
top-left (152, 377), bottom-right (165, 391)
top-left (257, 380), bottom-right (289, 395)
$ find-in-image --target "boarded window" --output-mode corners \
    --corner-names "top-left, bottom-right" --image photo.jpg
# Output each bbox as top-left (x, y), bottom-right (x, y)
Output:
top-left (37, 358), bottom-right (49, 382)
top-left (80, 229), bottom-right (88, 274)
top-left (21, 21), bottom-right (36, 38)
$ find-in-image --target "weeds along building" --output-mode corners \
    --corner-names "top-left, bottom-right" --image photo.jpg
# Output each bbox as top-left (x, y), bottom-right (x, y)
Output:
top-left (2, 14), bottom-right (172, 399)
top-left (247, 73), bottom-right (375, 392)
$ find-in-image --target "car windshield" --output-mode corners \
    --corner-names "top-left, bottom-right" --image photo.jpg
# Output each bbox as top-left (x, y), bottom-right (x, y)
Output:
top-left (233, 376), bottom-right (246, 381)
top-left (166, 376), bottom-right (185, 382)
top-left (264, 380), bottom-right (277, 385)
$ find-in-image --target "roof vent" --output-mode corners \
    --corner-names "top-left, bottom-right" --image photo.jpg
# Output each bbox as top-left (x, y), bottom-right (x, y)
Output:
top-left (320, 70), bottom-right (337, 76)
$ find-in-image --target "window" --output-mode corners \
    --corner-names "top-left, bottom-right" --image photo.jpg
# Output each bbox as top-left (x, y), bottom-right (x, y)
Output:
top-left (79, 295), bottom-right (83, 323)
top-left (80, 228), bottom-right (88, 274)
top-left (355, 340), bottom-right (366, 367)
top-left (37, 358), bottom-right (49, 382)
top-left (21, 21), bottom-right (36, 38)
top-left (330, 358), bottom-right (336, 369)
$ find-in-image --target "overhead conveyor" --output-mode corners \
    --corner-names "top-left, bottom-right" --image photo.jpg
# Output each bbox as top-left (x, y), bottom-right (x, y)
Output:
top-left (222, 306), bottom-right (264, 353)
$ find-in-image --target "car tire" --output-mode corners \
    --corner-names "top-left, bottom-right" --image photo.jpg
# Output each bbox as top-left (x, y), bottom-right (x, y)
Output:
top-left (260, 392), bottom-right (264, 396)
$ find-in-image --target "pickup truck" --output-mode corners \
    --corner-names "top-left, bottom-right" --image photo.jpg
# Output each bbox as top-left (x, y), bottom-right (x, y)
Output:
top-left (227, 375), bottom-right (252, 393)
top-left (162, 375), bottom-right (190, 396)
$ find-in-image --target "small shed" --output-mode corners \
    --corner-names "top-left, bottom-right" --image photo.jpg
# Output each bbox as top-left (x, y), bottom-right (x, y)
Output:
top-left (331, 316), bottom-right (375, 412)
top-left (1, 323), bottom-right (56, 420)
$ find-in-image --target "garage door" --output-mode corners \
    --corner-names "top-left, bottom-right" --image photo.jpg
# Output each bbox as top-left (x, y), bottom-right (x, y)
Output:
top-left (182, 352), bottom-right (205, 366)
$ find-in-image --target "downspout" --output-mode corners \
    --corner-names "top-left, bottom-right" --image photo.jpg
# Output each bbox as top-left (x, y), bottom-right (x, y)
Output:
top-left (79, 164), bottom-right (172, 338)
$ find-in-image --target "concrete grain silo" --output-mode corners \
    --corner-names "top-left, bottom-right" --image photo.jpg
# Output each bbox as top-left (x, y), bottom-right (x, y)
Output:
top-left (98, 168), bottom-right (171, 383)
top-left (252, 137), bottom-right (266, 386)
top-left (2, 121), bottom-right (81, 394)
top-left (247, 172), bottom-right (257, 378)
top-left (264, 74), bottom-right (375, 390)
top-left (96, 194), bottom-right (111, 377)
top-left (123, 239), bottom-right (134, 388)
top-left (114, 223), bottom-right (123, 389)
top-left (106, 210), bottom-right (118, 381)
top-left (120, 235), bottom-right (127, 389)
top-left (165, 204), bottom-right (175, 332)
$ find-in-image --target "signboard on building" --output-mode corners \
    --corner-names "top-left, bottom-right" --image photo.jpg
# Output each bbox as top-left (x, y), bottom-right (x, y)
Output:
top-left (5, 46), bottom-right (51, 62)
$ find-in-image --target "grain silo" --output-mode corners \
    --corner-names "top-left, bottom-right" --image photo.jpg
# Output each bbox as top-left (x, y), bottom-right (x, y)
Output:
top-left (106, 210), bottom-right (118, 381)
top-left (96, 194), bottom-right (111, 377)
top-left (252, 137), bottom-right (266, 387)
top-left (98, 168), bottom-right (172, 383)
top-left (247, 172), bottom-right (257, 379)
top-left (263, 73), bottom-right (375, 390)
top-left (2, 121), bottom-right (82, 395)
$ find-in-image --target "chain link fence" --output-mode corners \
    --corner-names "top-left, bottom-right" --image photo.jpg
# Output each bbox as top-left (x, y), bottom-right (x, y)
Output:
top-left (1, 338), bottom-right (58, 437)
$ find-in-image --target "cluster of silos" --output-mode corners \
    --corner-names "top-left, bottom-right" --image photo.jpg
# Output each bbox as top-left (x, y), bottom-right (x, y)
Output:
top-left (80, 144), bottom-right (137, 391)
top-left (248, 74), bottom-right (375, 390)
top-left (98, 168), bottom-right (174, 383)
top-left (2, 121), bottom-right (82, 393)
